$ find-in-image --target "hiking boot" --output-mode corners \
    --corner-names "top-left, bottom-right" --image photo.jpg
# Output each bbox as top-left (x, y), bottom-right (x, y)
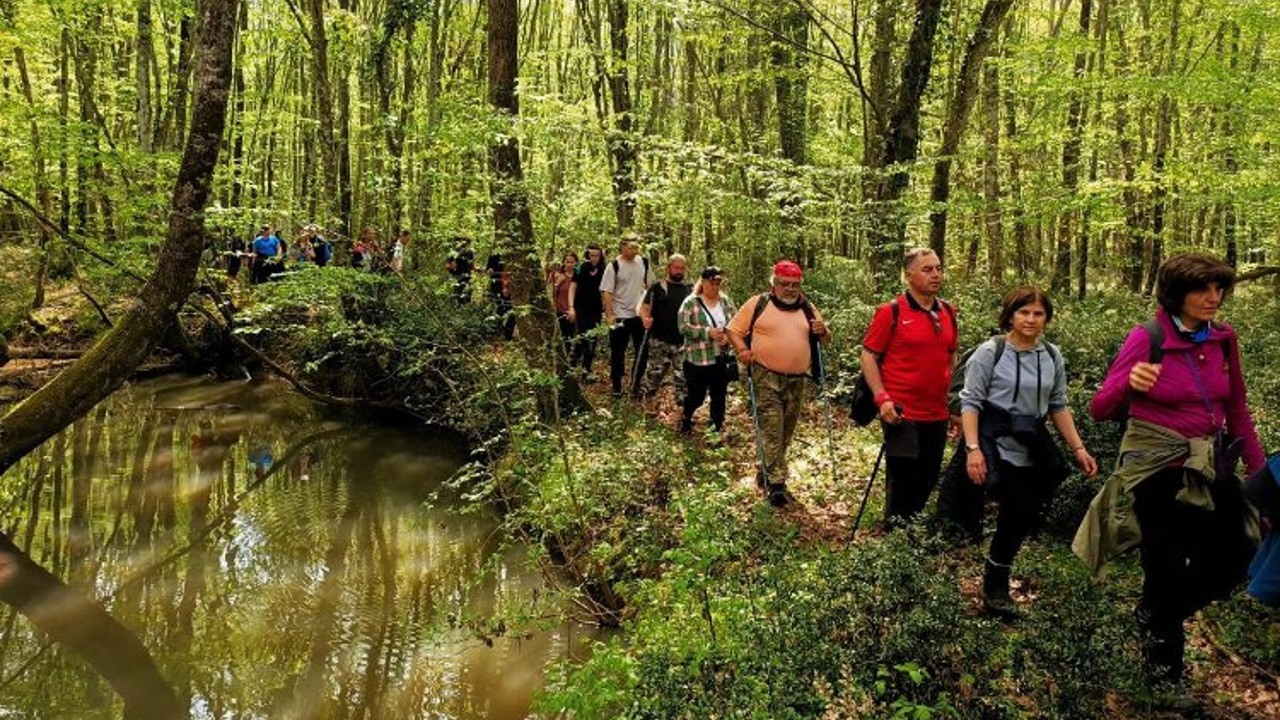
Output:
top-left (755, 472), bottom-right (767, 490)
top-left (768, 485), bottom-right (790, 508)
top-left (679, 419), bottom-right (694, 435)
top-left (981, 559), bottom-right (1019, 620)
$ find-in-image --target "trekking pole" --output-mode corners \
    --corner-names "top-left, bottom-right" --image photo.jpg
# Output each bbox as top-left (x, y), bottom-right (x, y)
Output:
top-left (630, 325), bottom-right (651, 397)
top-left (746, 364), bottom-right (770, 490)
top-left (815, 342), bottom-right (838, 489)
top-left (848, 444), bottom-right (885, 547)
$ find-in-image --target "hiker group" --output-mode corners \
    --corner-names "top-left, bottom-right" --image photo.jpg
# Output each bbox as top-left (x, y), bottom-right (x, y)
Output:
top-left (555, 238), bottom-right (1280, 692)
top-left (221, 224), bottom-right (411, 283)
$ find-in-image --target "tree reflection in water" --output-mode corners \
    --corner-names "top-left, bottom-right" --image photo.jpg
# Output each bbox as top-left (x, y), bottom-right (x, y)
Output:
top-left (0, 376), bottom-right (598, 719)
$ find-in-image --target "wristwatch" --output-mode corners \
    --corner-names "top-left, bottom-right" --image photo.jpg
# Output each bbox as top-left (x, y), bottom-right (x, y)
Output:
top-left (965, 443), bottom-right (980, 453)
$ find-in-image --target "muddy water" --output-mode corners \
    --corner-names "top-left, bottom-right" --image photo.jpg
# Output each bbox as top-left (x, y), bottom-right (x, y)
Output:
top-left (0, 376), bottom-right (593, 719)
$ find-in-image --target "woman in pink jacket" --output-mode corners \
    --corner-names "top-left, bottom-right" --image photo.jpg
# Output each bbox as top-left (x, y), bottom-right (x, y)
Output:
top-left (1090, 252), bottom-right (1263, 688)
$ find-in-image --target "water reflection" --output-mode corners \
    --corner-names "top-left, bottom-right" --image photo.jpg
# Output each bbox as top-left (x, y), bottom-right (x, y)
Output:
top-left (0, 376), bottom-right (592, 719)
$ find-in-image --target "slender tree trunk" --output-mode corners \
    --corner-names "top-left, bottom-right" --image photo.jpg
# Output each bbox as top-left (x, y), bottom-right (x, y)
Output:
top-left (926, 0), bottom-right (1016, 262)
top-left (606, 0), bottom-right (636, 228)
top-left (867, 0), bottom-right (945, 287)
top-left (163, 15), bottom-right (193, 150)
top-left (59, 29), bottom-right (71, 234)
top-left (981, 53), bottom-right (1002, 283)
top-left (1054, 0), bottom-right (1092, 294)
top-left (16, 48), bottom-right (54, 309)
top-left (1115, 26), bottom-right (1143, 291)
top-left (488, 0), bottom-right (584, 415)
top-left (136, 0), bottom-right (154, 153)
top-left (309, 0), bottom-right (341, 235)
top-left (1146, 0), bottom-right (1179, 295)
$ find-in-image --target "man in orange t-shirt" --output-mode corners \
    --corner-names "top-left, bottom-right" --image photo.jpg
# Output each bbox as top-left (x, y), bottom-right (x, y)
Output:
top-left (859, 247), bottom-right (958, 523)
top-left (727, 260), bottom-right (831, 507)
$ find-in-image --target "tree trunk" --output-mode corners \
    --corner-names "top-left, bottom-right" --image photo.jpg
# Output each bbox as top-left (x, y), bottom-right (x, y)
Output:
top-left (489, 0), bottom-right (585, 416)
top-left (926, 0), bottom-right (1016, 262)
top-left (1054, 0), bottom-right (1092, 294)
top-left (981, 51), bottom-right (1002, 283)
top-left (0, 0), bottom-right (238, 714)
top-left (772, 5), bottom-right (809, 262)
top-left (15, 47), bottom-right (55, 309)
top-left (867, 0), bottom-right (945, 288)
top-left (772, 5), bottom-right (808, 166)
top-left (309, 0), bottom-right (341, 234)
top-left (1146, 0), bottom-right (1179, 295)
top-left (136, 0), bottom-right (154, 153)
top-left (606, 0), bottom-right (636, 228)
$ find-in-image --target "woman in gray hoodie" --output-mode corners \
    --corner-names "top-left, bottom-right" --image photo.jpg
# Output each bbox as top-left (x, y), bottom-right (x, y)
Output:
top-left (957, 286), bottom-right (1099, 618)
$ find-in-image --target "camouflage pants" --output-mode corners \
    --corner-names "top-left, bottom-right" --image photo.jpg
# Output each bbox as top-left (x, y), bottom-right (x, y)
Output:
top-left (751, 367), bottom-right (808, 487)
top-left (642, 339), bottom-right (686, 405)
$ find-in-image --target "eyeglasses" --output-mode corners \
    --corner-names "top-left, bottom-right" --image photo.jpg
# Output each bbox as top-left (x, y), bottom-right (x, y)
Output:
top-left (775, 280), bottom-right (801, 290)
top-left (928, 308), bottom-right (942, 334)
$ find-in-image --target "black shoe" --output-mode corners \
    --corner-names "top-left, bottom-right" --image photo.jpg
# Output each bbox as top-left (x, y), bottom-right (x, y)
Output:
top-left (767, 484), bottom-right (793, 507)
top-left (981, 559), bottom-right (1020, 620)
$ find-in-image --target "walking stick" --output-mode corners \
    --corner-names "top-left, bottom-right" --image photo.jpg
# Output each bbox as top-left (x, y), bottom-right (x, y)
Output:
top-left (848, 444), bottom-right (885, 546)
top-left (815, 342), bottom-right (838, 489)
top-left (746, 364), bottom-right (770, 490)
top-left (630, 325), bottom-right (651, 397)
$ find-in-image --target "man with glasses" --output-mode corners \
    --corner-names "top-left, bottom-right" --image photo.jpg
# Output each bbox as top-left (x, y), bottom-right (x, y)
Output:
top-left (859, 247), bottom-right (959, 523)
top-left (727, 260), bottom-right (831, 507)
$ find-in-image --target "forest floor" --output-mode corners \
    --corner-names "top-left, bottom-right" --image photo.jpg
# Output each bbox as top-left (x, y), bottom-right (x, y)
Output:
top-left (575, 371), bottom-right (1280, 720)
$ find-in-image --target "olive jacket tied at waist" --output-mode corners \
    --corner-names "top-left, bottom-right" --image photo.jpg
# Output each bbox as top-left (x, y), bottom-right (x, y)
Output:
top-left (1072, 418), bottom-right (1259, 578)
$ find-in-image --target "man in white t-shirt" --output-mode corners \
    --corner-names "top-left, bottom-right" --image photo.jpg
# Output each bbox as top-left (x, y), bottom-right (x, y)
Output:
top-left (600, 234), bottom-right (653, 397)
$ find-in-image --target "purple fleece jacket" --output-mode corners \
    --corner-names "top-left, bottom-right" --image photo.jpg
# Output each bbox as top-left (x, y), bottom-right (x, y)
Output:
top-left (1091, 308), bottom-right (1265, 474)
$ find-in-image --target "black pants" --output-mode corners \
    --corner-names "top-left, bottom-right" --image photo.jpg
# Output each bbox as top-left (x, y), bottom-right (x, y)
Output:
top-left (557, 315), bottom-right (575, 358)
top-left (494, 296), bottom-right (515, 340)
top-left (682, 360), bottom-right (729, 431)
top-left (609, 317), bottom-right (646, 394)
top-left (572, 312), bottom-right (601, 371)
top-left (883, 420), bottom-right (949, 522)
top-left (1133, 467), bottom-right (1254, 679)
top-left (988, 462), bottom-right (1041, 565)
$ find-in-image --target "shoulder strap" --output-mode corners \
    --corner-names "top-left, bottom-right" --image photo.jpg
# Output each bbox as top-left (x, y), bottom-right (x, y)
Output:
top-left (876, 299), bottom-right (901, 358)
top-left (696, 297), bottom-right (717, 328)
top-left (612, 258), bottom-right (620, 276)
top-left (1044, 341), bottom-right (1063, 375)
top-left (745, 294), bottom-right (770, 348)
top-left (942, 299), bottom-right (956, 325)
top-left (990, 336), bottom-right (1007, 367)
top-left (1142, 319), bottom-right (1164, 363)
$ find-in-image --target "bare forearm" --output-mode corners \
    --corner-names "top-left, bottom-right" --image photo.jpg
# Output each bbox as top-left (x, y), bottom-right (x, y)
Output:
top-left (1050, 409), bottom-right (1085, 450)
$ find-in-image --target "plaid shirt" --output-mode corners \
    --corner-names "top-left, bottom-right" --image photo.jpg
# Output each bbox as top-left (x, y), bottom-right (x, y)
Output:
top-left (679, 292), bottom-right (738, 366)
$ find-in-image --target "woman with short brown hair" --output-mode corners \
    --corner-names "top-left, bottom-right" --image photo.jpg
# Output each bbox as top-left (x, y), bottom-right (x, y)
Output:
top-left (1077, 252), bottom-right (1264, 687)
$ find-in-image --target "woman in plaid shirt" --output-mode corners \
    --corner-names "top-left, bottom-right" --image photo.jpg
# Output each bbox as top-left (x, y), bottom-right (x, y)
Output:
top-left (679, 266), bottom-right (738, 434)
